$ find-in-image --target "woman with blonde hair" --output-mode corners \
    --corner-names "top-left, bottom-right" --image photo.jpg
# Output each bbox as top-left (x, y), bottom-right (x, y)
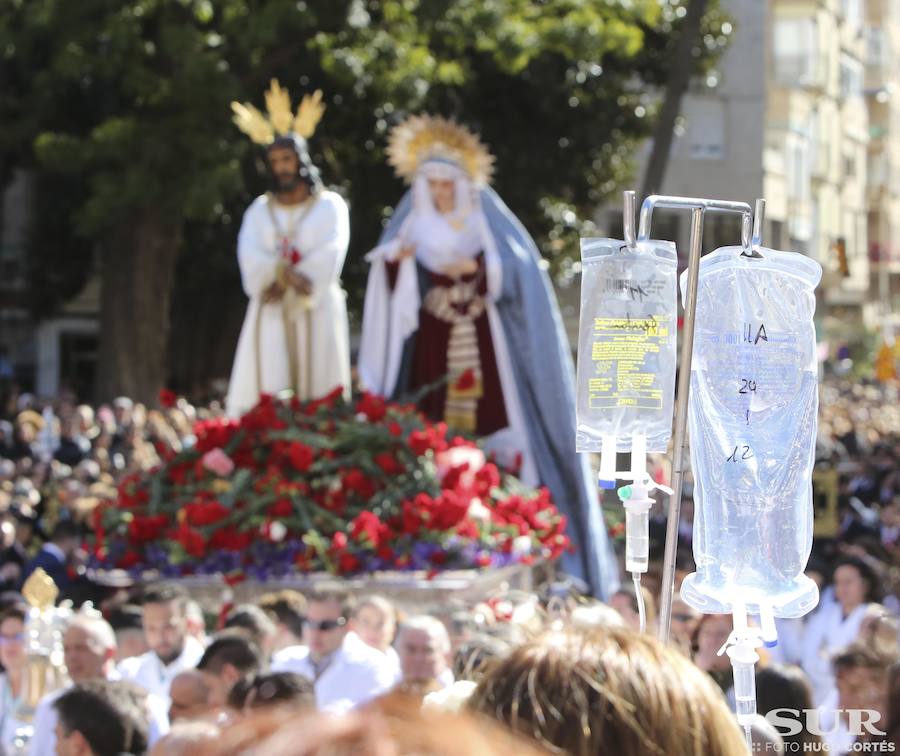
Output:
top-left (468, 625), bottom-right (746, 756)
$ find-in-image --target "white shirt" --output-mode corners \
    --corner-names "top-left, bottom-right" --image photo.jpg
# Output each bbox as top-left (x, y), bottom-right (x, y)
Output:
top-left (384, 646), bottom-right (402, 683)
top-left (28, 671), bottom-right (169, 756)
top-left (0, 673), bottom-right (27, 754)
top-left (800, 602), bottom-right (870, 706)
top-left (117, 636), bottom-right (205, 702)
top-left (271, 632), bottom-right (396, 713)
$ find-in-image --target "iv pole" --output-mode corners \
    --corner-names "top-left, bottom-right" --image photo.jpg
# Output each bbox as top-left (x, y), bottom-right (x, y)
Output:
top-left (624, 194), bottom-right (757, 643)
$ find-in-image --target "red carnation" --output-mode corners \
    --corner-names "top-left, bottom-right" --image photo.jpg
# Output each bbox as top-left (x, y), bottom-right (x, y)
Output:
top-left (407, 424), bottom-right (448, 456)
top-left (304, 386), bottom-right (345, 415)
top-left (173, 524), bottom-right (206, 558)
top-left (158, 388), bottom-right (177, 409)
top-left (342, 468), bottom-right (376, 500)
top-left (116, 551), bottom-right (142, 569)
top-left (401, 498), bottom-right (426, 536)
top-left (350, 511), bottom-right (387, 548)
top-left (374, 452), bottom-right (404, 475)
top-left (209, 527), bottom-right (253, 552)
top-left (456, 520), bottom-right (479, 539)
top-left (454, 369), bottom-right (476, 391)
top-left (356, 392), bottom-right (387, 422)
top-left (184, 500), bottom-right (230, 527)
top-left (474, 464), bottom-right (501, 496)
top-left (168, 463), bottom-right (190, 486)
top-left (428, 491), bottom-right (469, 530)
top-left (338, 552), bottom-right (361, 574)
top-left (267, 499), bottom-right (293, 518)
top-left (324, 490), bottom-right (347, 515)
top-left (331, 531), bottom-right (348, 551)
top-left (288, 442), bottom-right (315, 473)
top-left (128, 514), bottom-right (169, 545)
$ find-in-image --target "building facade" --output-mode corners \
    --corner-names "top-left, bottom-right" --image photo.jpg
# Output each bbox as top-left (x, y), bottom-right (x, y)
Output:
top-left (0, 171), bottom-right (100, 401)
top-left (613, 0), bottom-right (891, 347)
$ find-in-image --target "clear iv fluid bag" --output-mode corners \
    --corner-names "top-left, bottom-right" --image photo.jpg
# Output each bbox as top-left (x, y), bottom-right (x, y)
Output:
top-left (576, 239), bottom-right (678, 453)
top-left (680, 246), bottom-right (822, 618)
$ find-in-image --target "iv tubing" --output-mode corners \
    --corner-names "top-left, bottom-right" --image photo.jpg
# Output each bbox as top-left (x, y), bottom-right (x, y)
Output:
top-left (633, 572), bottom-right (646, 633)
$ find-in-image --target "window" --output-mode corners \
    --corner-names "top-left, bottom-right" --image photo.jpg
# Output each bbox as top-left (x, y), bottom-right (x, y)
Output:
top-left (840, 0), bottom-right (863, 31)
top-left (839, 53), bottom-right (864, 100)
top-left (685, 97), bottom-right (725, 160)
top-left (867, 27), bottom-right (885, 67)
top-left (774, 18), bottom-right (819, 86)
top-left (787, 137), bottom-right (811, 201)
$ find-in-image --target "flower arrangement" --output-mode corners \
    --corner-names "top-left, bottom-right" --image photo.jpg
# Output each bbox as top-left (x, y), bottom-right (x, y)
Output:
top-left (93, 390), bottom-right (570, 582)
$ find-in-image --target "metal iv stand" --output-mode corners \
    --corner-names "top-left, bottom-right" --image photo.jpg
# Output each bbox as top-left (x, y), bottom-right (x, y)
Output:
top-left (619, 191), bottom-right (767, 643)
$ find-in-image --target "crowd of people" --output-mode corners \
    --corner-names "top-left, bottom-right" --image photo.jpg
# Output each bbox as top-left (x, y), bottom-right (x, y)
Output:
top-left (0, 378), bottom-right (896, 754)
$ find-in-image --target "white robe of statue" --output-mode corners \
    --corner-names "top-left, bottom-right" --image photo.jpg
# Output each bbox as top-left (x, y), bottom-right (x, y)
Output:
top-left (358, 164), bottom-right (538, 484)
top-left (226, 190), bottom-right (351, 416)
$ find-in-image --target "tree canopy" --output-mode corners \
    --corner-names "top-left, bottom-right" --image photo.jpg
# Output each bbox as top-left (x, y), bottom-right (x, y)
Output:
top-left (0, 0), bottom-right (730, 399)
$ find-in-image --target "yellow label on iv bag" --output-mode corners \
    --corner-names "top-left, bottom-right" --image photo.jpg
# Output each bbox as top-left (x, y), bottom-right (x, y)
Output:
top-left (575, 237), bottom-right (678, 454)
top-left (587, 315), bottom-right (671, 410)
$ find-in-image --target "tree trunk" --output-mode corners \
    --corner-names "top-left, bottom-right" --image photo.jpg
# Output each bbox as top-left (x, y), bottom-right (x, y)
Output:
top-left (168, 279), bottom-right (244, 398)
top-left (95, 210), bottom-right (183, 404)
top-left (640, 0), bottom-right (710, 199)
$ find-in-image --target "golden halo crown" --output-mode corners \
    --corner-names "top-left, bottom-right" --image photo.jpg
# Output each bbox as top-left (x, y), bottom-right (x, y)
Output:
top-left (231, 79), bottom-right (325, 145)
top-left (387, 115), bottom-right (494, 187)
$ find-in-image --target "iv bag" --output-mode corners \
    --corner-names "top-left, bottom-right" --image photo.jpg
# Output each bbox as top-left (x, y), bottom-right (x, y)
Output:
top-left (576, 239), bottom-right (678, 453)
top-left (680, 246), bottom-right (822, 618)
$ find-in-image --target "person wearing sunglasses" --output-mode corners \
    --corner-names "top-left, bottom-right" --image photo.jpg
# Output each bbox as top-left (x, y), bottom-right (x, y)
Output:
top-left (272, 587), bottom-right (396, 713)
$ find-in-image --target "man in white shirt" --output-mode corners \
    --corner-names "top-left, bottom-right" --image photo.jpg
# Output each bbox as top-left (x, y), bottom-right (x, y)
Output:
top-left (29, 614), bottom-right (168, 755)
top-left (271, 588), bottom-right (395, 712)
top-left (118, 583), bottom-right (205, 701)
top-left (396, 615), bottom-right (454, 692)
top-left (196, 632), bottom-right (263, 708)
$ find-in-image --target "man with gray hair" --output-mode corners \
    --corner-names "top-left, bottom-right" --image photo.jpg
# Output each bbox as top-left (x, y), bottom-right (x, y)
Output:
top-left (28, 613), bottom-right (169, 754)
top-left (396, 615), bottom-right (454, 691)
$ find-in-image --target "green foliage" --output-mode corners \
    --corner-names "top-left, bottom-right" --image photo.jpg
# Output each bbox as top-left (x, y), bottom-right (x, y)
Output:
top-left (0, 0), bottom-right (730, 385)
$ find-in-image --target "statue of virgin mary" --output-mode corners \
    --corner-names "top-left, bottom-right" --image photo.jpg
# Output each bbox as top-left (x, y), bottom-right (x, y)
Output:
top-left (359, 115), bottom-right (617, 597)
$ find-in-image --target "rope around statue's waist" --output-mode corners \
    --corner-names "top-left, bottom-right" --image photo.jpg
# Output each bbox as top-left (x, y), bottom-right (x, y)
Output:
top-left (422, 278), bottom-right (486, 323)
top-left (260, 284), bottom-right (347, 314)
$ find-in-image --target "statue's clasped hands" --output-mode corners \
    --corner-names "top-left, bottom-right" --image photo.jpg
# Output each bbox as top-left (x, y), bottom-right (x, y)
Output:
top-left (264, 262), bottom-right (313, 303)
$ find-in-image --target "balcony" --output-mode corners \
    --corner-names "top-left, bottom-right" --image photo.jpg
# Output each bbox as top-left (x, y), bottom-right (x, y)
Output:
top-left (773, 17), bottom-right (826, 91)
top-left (774, 54), bottom-right (828, 91)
